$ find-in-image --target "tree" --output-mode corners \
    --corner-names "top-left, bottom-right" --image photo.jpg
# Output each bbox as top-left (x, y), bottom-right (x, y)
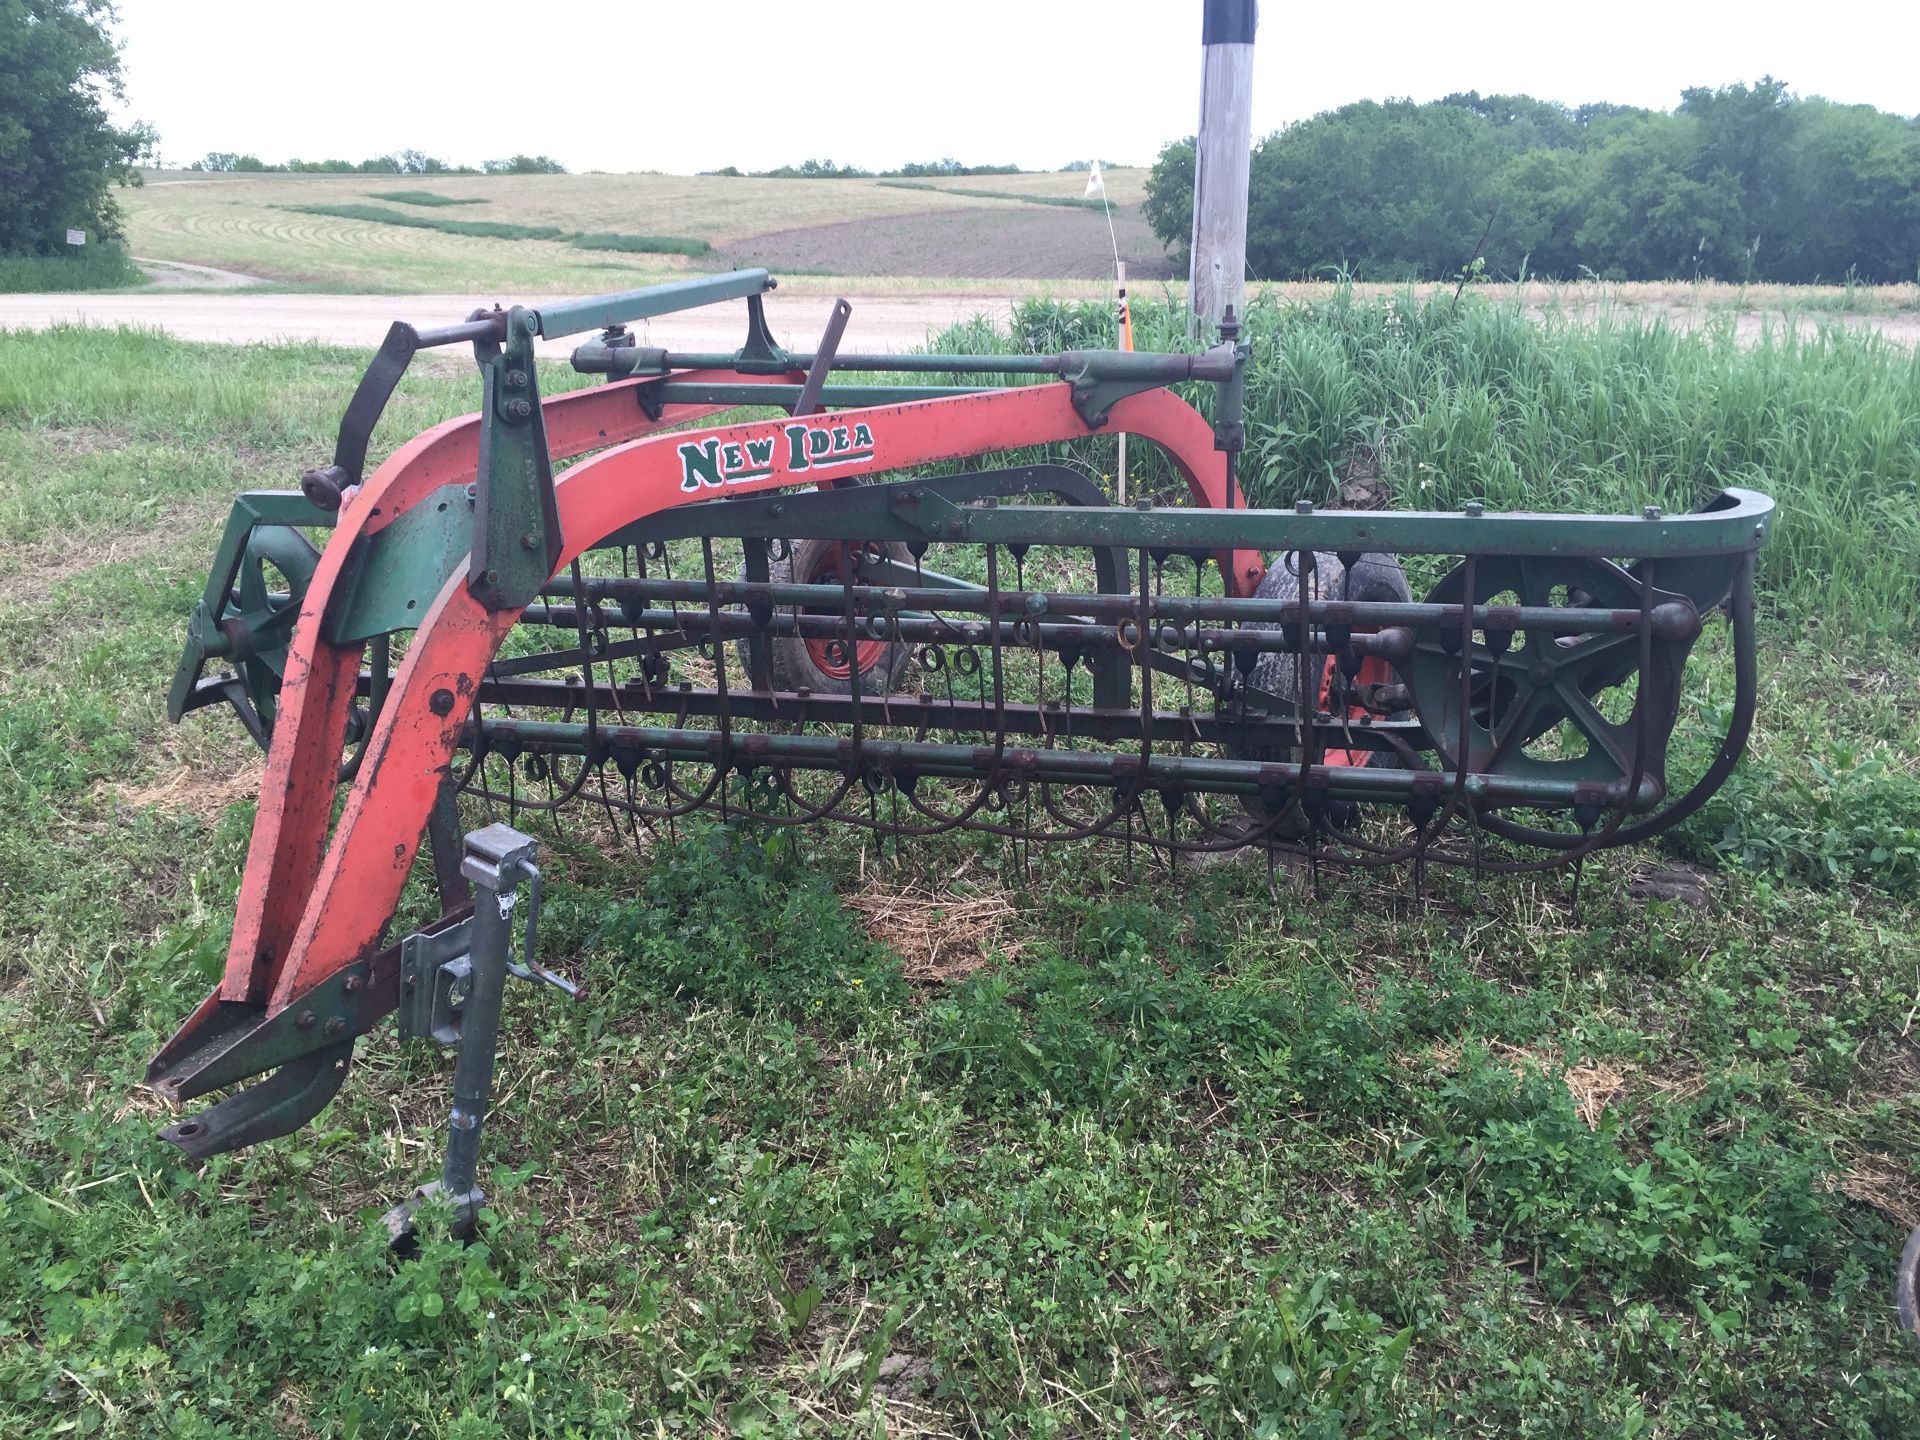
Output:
top-left (1142, 137), bottom-right (1195, 266)
top-left (192, 151), bottom-right (265, 172)
top-left (1772, 99), bottom-right (1920, 281)
top-left (1575, 114), bottom-right (1748, 280)
top-left (482, 154), bottom-right (567, 175)
top-left (1245, 101), bottom-right (1508, 279)
top-left (1144, 84), bottom-right (1917, 283)
top-left (0, 0), bottom-right (153, 253)
top-left (1487, 147), bottom-right (1588, 277)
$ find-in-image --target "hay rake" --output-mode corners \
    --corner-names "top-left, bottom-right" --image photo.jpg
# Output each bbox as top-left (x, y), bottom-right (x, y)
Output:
top-left (147, 269), bottom-right (1773, 1238)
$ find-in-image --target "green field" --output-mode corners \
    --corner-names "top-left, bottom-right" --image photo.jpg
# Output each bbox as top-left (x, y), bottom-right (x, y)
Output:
top-left (118, 167), bottom-right (1155, 293)
top-left (2, 293), bottom-right (1919, 1436)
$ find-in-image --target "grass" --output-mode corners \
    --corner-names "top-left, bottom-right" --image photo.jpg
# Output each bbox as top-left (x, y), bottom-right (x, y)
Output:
top-left (285, 203), bottom-right (711, 258)
top-left (0, 306), bottom-right (1917, 1435)
top-left (368, 190), bottom-right (489, 208)
top-left (876, 180), bottom-right (1106, 211)
top-left (0, 241), bottom-right (145, 294)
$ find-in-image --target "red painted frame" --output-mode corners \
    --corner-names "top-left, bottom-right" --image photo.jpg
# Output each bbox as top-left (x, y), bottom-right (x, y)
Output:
top-left (199, 376), bottom-right (1263, 1023)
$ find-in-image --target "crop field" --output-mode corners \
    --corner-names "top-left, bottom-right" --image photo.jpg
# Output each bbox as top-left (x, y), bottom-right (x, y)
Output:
top-left (118, 168), bottom-right (1160, 293)
top-left (2, 291), bottom-right (1919, 1436)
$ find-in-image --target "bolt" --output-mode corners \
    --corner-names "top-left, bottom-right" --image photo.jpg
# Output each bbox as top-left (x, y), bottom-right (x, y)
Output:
top-left (505, 368), bottom-right (530, 390)
top-left (506, 397), bottom-right (533, 421)
top-left (1465, 499), bottom-right (1485, 518)
top-left (430, 688), bottom-right (455, 717)
top-left (485, 569), bottom-right (501, 585)
top-left (1295, 499), bottom-right (1314, 515)
top-left (1529, 663), bottom-right (1555, 685)
top-left (768, 503), bottom-right (785, 517)
top-left (520, 531), bottom-right (540, 550)
top-left (343, 974), bottom-right (362, 994)
top-left (324, 1017), bottom-right (347, 1039)
top-left (295, 1009), bottom-right (317, 1030)
top-left (1643, 504), bottom-right (1662, 520)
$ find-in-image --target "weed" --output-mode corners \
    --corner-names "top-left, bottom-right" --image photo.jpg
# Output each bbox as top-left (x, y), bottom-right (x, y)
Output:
top-left (0, 241), bottom-right (144, 293)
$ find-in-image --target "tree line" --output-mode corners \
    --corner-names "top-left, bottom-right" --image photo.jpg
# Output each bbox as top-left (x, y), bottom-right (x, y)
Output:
top-left (1145, 80), bottom-right (1920, 284)
top-left (188, 151), bottom-right (567, 176)
top-left (705, 158), bottom-right (1027, 179)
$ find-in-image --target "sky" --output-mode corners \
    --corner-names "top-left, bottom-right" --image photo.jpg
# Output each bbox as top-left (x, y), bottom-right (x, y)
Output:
top-left (111, 0), bottom-right (1920, 174)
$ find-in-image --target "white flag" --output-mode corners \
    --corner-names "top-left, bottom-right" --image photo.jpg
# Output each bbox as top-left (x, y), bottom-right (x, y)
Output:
top-left (1083, 160), bottom-right (1105, 198)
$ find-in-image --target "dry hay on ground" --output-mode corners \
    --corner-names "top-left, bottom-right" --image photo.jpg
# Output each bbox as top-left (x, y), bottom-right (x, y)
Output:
top-left (845, 878), bottom-right (1019, 981)
top-left (109, 761), bottom-right (264, 823)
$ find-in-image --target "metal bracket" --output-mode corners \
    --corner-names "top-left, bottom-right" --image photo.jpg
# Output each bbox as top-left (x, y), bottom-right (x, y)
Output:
top-left (327, 482), bottom-right (476, 643)
top-left (470, 308), bottom-right (563, 611)
top-left (1059, 344), bottom-right (1246, 431)
top-left (399, 918), bottom-right (477, 1045)
top-left (397, 825), bottom-right (574, 1047)
top-left (159, 1040), bottom-right (356, 1163)
top-left (385, 822), bottom-right (574, 1245)
top-left (734, 289), bottom-right (791, 373)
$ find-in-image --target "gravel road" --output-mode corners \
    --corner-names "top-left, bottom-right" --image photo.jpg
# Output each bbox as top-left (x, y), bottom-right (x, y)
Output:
top-left (0, 286), bottom-right (1014, 357)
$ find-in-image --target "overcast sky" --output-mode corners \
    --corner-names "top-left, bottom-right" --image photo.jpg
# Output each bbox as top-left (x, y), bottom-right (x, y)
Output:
top-left (112, 0), bottom-right (1920, 174)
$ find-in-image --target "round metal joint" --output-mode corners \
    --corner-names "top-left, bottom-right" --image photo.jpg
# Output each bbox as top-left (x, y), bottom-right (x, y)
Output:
top-left (1649, 601), bottom-right (1701, 643)
top-left (299, 464), bottom-right (347, 512)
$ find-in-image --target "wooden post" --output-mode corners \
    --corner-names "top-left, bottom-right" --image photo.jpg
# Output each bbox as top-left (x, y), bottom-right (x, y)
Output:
top-left (1115, 261), bottom-right (1131, 504)
top-left (1189, 0), bottom-right (1257, 337)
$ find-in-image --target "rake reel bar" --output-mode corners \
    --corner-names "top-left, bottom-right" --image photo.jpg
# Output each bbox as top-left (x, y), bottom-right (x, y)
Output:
top-left (146, 269), bottom-right (1771, 1215)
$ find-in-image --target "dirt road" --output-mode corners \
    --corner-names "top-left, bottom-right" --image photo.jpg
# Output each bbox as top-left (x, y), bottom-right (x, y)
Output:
top-left (0, 288), bottom-right (1014, 357)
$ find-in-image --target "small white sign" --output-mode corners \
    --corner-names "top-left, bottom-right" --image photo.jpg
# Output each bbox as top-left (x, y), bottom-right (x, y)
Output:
top-left (65, 229), bottom-right (85, 247)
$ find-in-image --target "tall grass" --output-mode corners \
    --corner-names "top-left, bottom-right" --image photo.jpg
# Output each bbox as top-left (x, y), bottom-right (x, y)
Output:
top-left (0, 242), bottom-right (144, 294)
top-left (926, 288), bottom-right (1920, 641)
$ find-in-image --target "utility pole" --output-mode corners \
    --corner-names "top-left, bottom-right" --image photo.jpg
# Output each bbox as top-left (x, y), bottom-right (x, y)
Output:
top-left (1189, 0), bottom-right (1257, 337)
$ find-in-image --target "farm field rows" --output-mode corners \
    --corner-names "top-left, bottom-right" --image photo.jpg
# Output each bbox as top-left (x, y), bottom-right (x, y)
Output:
top-left (118, 167), bottom-right (1161, 293)
top-left (1, 293), bottom-right (1918, 1434)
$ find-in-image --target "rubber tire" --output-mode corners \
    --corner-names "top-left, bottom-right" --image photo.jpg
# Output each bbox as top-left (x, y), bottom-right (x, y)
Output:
top-left (1234, 549), bottom-right (1413, 833)
top-left (1898, 1226), bottom-right (1920, 1355)
top-left (738, 537), bottom-right (915, 696)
